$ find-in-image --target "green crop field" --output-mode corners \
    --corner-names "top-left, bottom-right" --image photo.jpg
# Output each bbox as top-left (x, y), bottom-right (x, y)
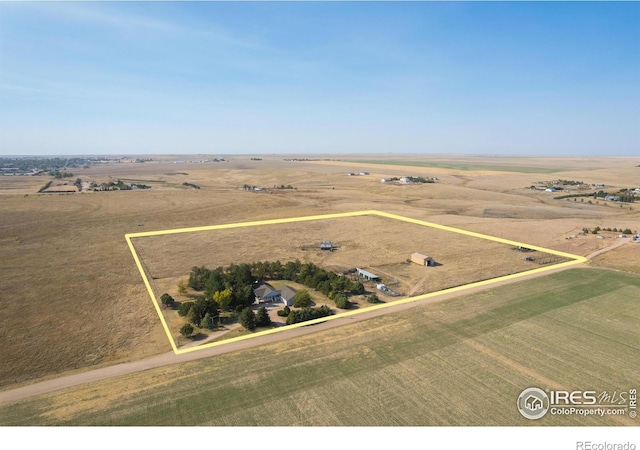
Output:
top-left (1, 268), bottom-right (638, 426)
top-left (348, 159), bottom-right (562, 173)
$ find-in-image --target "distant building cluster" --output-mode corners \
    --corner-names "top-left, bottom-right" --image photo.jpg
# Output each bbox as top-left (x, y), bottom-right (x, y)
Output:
top-left (380, 176), bottom-right (437, 184)
top-left (173, 158), bottom-right (225, 163)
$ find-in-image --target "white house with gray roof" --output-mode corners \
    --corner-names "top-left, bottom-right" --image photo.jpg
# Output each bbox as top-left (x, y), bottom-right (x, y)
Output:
top-left (253, 281), bottom-right (297, 306)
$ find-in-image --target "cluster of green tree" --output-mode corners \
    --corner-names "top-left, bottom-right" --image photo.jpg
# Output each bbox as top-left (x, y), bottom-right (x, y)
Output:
top-left (238, 306), bottom-right (271, 331)
top-left (189, 264), bottom-right (257, 312)
top-left (554, 193), bottom-right (593, 200)
top-left (556, 179), bottom-right (584, 185)
top-left (74, 178), bottom-right (82, 191)
top-left (407, 176), bottom-right (436, 183)
top-left (49, 170), bottom-right (74, 178)
top-left (161, 293), bottom-right (175, 307)
top-left (292, 290), bottom-right (313, 307)
top-left (387, 176), bottom-right (435, 183)
top-left (112, 180), bottom-right (132, 190)
top-left (331, 293), bottom-right (350, 309)
top-left (180, 323), bottom-right (194, 337)
top-left (613, 194), bottom-right (636, 203)
top-left (366, 294), bottom-right (381, 303)
top-left (183, 259), bottom-right (368, 333)
top-left (251, 260), bottom-right (365, 299)
top-left (285, 305), bottom-right (334, 325)
top-left (0, 157), bottom-right (92, 172)
top-left (169, 290), bottom-right (214, 339)
top-left (276, 303), bottom-right (335, 325)
top-left (177, 296), bottom-right (220, 329)
top-left (37, 181), bottom-right (52, 193)
top-left (274, 184), bottom-right (295, 189)
top-left (188, 260), bottom-right (365, 312)
top-left (182, 182), bottom-right (200, 189)
top-left (90, 180), bottom-right (150, 191)
top-left (556, 191), bottom-right (636, 203)
top-left (583, 226), bottom-right (635, 235)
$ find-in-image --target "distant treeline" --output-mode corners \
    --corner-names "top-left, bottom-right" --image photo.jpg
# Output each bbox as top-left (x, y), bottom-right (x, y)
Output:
top-left (49, 170), bottom-right (73, 179)
top-left (37, 181), bottom-right (52, 193)
top-left (91, 180), bottom-right (150, 191)
top-left (583, 226), bottom-right (635, 235)
top-left (555, 190), bottom-right (636, 202)
top-left (1, 157), bottom-right (92, 172)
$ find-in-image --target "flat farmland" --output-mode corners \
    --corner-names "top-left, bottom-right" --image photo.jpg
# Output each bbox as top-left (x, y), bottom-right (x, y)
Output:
top-left (133, 213), bottom-right (569, 294)
top-left (0, 268), bottom-right (637, 426)
top-left (132, 212), bottom-right (576, 344)
top-left (0, 155), bottom-right (638, 397)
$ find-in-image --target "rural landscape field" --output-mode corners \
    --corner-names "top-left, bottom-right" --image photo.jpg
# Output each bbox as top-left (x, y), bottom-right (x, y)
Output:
top-left (1, 2), bottom-right (638, 443)
top-left (0, 154), bottom-right (638, 426)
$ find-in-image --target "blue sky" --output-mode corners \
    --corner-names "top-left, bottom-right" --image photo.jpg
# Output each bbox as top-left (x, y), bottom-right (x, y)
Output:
top-left (0, 1), bottom-right (638, 156)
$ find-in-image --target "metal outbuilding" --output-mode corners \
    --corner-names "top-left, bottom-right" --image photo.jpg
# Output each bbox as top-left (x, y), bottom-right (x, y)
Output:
top-left (356, 268), bottom-right (381, 281)
top-left (411, 252), bottom-right (435, 266)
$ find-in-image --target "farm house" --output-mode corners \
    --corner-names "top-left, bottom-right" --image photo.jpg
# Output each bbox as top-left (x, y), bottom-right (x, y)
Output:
top-left (411, 252), bottom-right (435, 266)
top-left (253, 281), bottom-right (297, 306)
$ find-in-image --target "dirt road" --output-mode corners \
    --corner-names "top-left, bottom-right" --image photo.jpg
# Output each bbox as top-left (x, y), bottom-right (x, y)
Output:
top-left (0, 241), bottom-right (630, 406)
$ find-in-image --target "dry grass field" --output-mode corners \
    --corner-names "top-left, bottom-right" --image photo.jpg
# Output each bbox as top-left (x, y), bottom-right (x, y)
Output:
top-left (134, 212), bottom-right (574, 344)
top-left (0, 268), bottom-right (637, 426)
top-left (0, 154), bottom-right (638, 405)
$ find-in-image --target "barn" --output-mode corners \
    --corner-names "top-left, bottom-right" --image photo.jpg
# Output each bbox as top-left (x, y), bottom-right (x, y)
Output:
top-left (411, 252), bottom-right (435, 266)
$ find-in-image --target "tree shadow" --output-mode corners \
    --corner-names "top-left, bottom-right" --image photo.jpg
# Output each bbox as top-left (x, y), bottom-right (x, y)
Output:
top-left (189, 332), bottom-right (209, 341)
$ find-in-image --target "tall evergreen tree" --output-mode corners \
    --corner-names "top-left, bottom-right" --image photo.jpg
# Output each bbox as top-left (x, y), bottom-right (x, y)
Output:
top-left (239, 307), bottom-right (256, 331)
top-left (255, 306), bottom-right (271, 327)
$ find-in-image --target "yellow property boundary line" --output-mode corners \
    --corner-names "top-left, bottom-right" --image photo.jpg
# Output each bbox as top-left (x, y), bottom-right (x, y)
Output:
top-left (125, 210), bottom-right (587, 355)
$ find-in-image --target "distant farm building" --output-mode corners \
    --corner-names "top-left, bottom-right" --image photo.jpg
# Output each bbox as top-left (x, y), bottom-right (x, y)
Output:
top-left (356, 268), bottom-right (380, 282)
top-left (410, 252), bottom-right (435, 266)
top-left (320, 241), bottom-right (333, 251)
